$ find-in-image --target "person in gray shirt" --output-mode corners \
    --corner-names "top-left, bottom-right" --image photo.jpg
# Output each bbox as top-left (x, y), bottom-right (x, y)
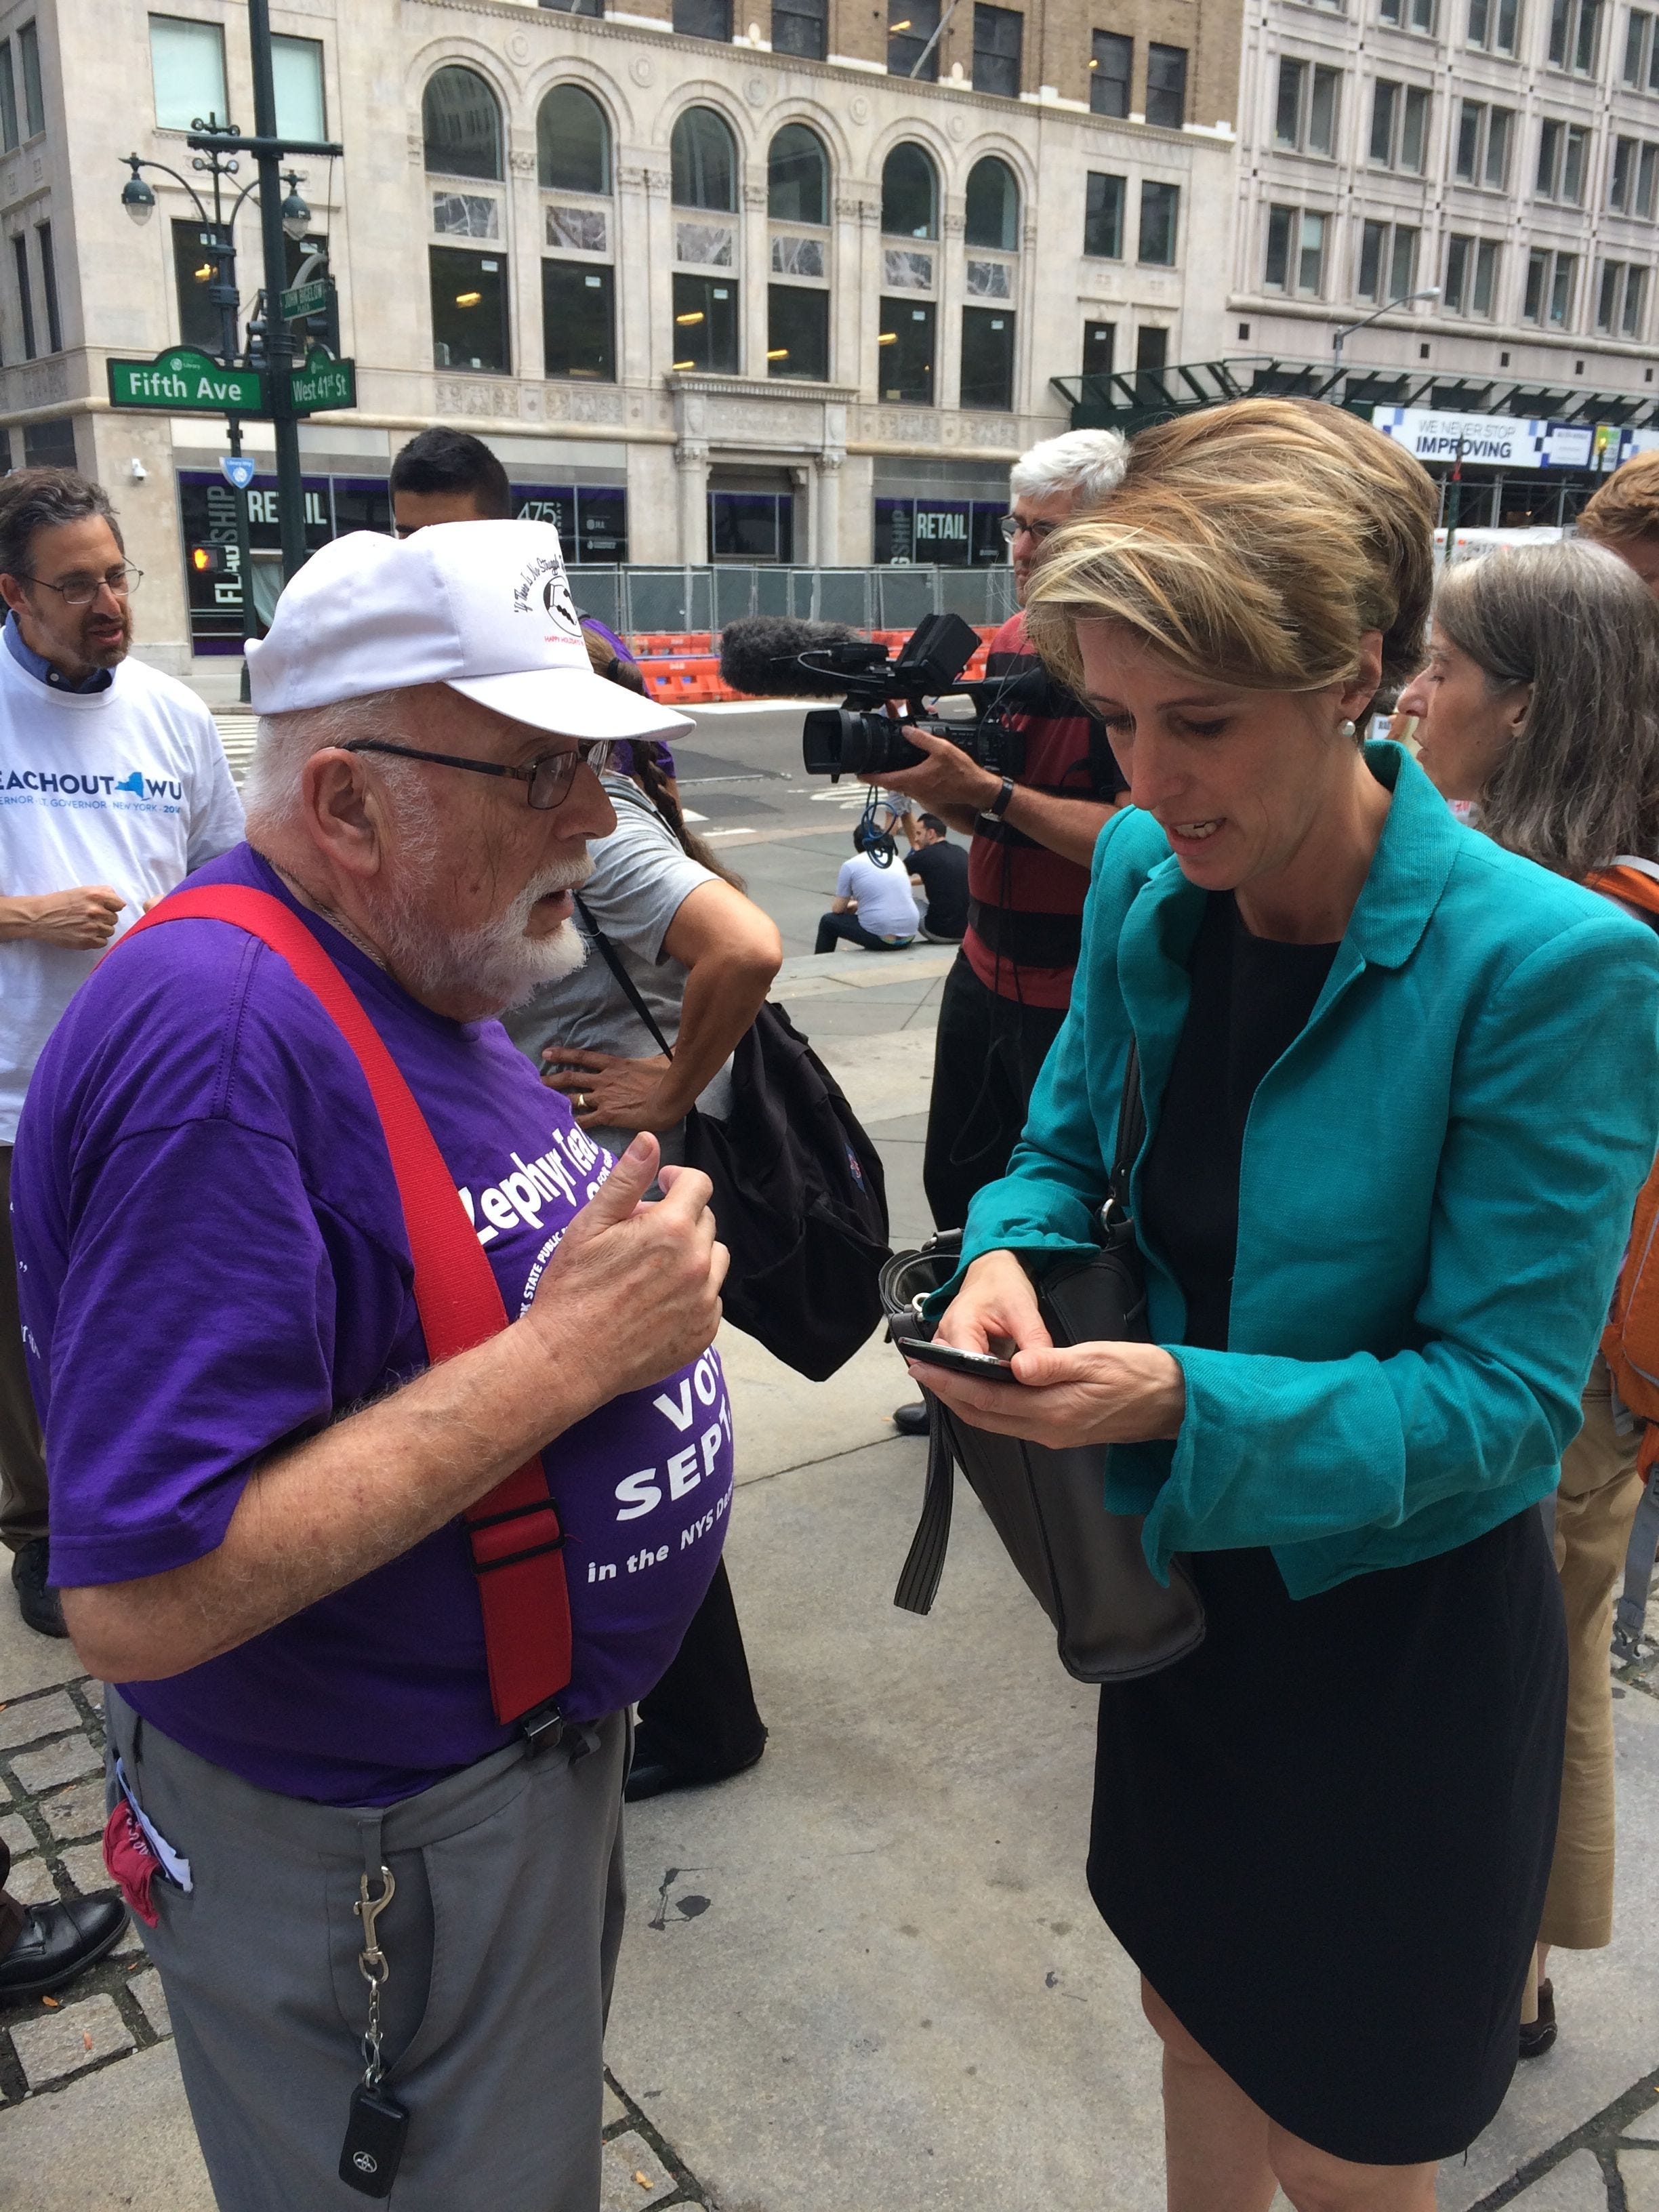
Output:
top-left (504, 737), bottom-right (783, 1803)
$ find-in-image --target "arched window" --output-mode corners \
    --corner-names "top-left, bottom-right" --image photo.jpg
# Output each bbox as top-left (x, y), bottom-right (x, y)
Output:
top-left (880, 143), bottom-right (937, 239)
top-left (768, 123), bottom-right (828, 224)
top-left (964, 156), bottom-right (1019, 251)
top-left (422, 66), bottom-right (502, 182)
top-left (538, 85), bottom-right (610, 195)
top-left (672, 107), bottom-right (737, 211)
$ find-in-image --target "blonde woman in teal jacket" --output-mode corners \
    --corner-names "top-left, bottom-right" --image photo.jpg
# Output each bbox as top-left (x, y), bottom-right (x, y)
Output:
top-left (911, 402), bottom-right (1659, 2212)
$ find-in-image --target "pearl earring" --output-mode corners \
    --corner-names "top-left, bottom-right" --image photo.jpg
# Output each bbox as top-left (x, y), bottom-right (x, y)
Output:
top-left (1337, 718), bottom-right (1357, 740)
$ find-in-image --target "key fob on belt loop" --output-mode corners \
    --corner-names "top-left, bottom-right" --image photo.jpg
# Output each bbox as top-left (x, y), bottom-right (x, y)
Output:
top-left (339, 2082), bottom-right (409, 2198)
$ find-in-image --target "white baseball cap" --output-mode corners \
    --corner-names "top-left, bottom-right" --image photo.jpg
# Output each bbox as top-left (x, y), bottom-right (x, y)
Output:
top-left (245, 518), bottom-right (693, 745)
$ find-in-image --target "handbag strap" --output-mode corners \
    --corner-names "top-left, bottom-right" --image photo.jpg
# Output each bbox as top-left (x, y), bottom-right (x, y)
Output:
top-left (115, 884), bottom-right (573, 1738)
top-left (574, 892), bottom-right (676, 1060)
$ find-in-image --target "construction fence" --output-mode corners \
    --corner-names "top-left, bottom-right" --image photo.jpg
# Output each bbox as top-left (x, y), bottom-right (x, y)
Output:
top-left (575, 564), bottom-right (1021, 706)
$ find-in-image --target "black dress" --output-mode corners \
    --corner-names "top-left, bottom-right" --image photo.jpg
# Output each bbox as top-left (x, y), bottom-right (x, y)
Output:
top-left (1088, 893), bottom-right (1568, 2166)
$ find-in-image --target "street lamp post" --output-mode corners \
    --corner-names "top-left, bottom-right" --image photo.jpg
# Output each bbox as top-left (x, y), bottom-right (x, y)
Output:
top-left (1330, 286), bottom-right (1442, 384)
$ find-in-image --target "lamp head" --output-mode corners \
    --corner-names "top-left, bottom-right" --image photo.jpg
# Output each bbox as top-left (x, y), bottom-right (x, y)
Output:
top-left (280, 173), bottom-right (310, 243)
top-left (121, 163), bottom-right (156, 228)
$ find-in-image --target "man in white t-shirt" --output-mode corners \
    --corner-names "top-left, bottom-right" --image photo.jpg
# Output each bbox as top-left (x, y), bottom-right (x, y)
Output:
top-left (0, 468), bottom-right (243, 1638)
top-left (813, 825), bottom-right (921, 953)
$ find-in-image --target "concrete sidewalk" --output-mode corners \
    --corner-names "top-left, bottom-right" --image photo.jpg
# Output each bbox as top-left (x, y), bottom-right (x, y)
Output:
top-left (2, 945), bottom-right (1657, 2211)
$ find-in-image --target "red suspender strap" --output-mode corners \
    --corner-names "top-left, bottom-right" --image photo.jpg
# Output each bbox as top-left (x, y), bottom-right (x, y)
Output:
top-left (119, 885), bottom-right (572, 1734)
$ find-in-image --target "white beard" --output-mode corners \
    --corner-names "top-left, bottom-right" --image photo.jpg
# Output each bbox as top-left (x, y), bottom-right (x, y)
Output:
top-left (378, 853), bottom-right (593, 1016)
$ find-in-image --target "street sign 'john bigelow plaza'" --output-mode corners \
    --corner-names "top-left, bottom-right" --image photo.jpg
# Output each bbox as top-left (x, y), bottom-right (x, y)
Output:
top-left (106, 346), bottom-right (357, 419)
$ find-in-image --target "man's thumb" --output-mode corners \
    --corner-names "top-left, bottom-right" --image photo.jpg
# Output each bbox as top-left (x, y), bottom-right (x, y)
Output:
top-left (569, 1134), bottom-right (659, 1236)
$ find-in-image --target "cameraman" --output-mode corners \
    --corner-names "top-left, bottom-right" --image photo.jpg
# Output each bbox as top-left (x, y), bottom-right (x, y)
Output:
top-left (861, 433), bottom-right (1128, 1283)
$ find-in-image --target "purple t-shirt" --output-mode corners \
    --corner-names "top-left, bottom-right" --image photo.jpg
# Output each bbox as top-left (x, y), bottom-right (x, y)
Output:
top-left (12, 844), bottom-right (733, 1805)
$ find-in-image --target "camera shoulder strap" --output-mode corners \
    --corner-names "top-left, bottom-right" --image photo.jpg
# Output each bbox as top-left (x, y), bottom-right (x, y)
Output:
top-left (573, 893), bottom-right (677, 1059)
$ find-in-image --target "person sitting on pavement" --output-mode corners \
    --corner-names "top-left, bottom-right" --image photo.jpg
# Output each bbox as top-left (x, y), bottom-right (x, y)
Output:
top-left (1396, 539), bottom-right (1659, 2063)
top-left (506, 689), bottom-right (781, 1809)
top-left (1576, 447), bottom-right (1659, 598)
top-left (907, 813), bottom-right (969, 943)
top-left (814, 825), bottom-right (920, 953)
top-left (913, 398), bottom-right (1659, 2211)
top-left (0, 466), bottom-right (243, 1643)
top-left (390, 420), bottom-right (511, 534)
top-left (11, 520), bottom-right (734, 2212)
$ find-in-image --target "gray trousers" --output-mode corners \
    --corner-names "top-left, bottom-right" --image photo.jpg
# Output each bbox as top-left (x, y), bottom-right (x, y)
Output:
top-left (0, 1144), bottom-right (48, 1551)
top-left (104, 1689), bottom-right (628, 2212)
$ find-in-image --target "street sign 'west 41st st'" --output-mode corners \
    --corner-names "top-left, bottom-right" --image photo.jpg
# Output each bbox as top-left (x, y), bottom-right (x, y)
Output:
top-left (108, 348), bottom-right (263, 413)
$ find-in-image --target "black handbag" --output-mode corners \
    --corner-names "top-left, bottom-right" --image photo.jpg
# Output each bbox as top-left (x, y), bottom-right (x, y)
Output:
top-left (573, 896), bottom-right (892, 1381)
top-left (883, 1042), bottom-right (1206, 1683)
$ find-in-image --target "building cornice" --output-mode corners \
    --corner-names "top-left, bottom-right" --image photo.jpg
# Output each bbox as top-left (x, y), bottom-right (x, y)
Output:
top-left (669, 373), bottom-right (860, 404)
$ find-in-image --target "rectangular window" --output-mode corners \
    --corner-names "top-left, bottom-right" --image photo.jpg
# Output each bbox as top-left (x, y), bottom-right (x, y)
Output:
top-left (0, 44), bottom-right (16, 154)
top-left (1083, 319), bottom-right (1115, 375)
top-left (1276, 58), bottom-right (1305, 146)
top-left (1467, 0), bottom-right (1489, 36)
top-left (1309, 67), bottom-right (1339, 153)
top-left (960, 304), bottom-right (1015, 408)
top-left (1358, 218), bottom-right (1386, 298)
top-left (877, 295), bottom-right (935, 403)
top-left (1389, 224), bottom-right (1419, 296)
top-left (1370, 80), bottom-right (1397, 163)
top-left (1090, 29), bottom-right (1132, 117)
top-left (1551, 252), bottom-right (1576, 322)
top-left (1549, 0), bottom-right (1603, 64)
top-left (1147, 43), bottom-right (1187, 127)
top-left (1625, 264), bottom-right (1647, 335)
top-left (18, 21), bottom-right (41, 138)
top-left (1410, 0), bottom-right (1435, 24)
top-left (1444, 230), bottom-right (1471, 308)
top-left (1624, 6), bottom-right (1651, 78)
top-left (673, 0), bottom-right (732, 38)
top-left (1486, 107), bottom-right (1512, 186)
top-left (771, 0), bottom-right (827, 60)
top-left (1641, 140), bottom-right (1659, 213)
top-left (1401, 85), bottom-right (1429, 169)
top-left (171, 219), bottom-right (222, 352)
top-left (1525, 245), bottom-right (1547, 319)
top-left (767, 283), bottom-right (828, 379)
top-left (271, 35), bottom-right (325, 141)
top-left (429, 245), bottom-right (510, 373)
top-left (1536, 117), bottom-right (1589, 199)
top-left (1474, 237), bottom-right (1499, 314)
top-left (1136, 326), bottom-right (1168, 372)
top-left (12, 231), bottom-right (33, 359)
top-left (543, 260), bottom-right (615, 381)
top-left (1378, 0), bottom-right (1401, 20)
top-left (672, 271), bottom-right (739, 372)
top-left (1265, 204), bottom-right (1291, 289)
top-left (709, 490), bottom-right (792, 564)
top-left (1084, 171), bottom-right (1125, 258)
top-left (1267, 205), bottom-right (1326, 293)
top-left (539, 0), bottom-right (606, 12)
top-left (1524, 247), bottom-right (1577, 322)
top-left (1138, 180), bottom-right (1179, 264)
top-left (1599, 257), bottom-right (1622, 327)
top-left (1563, 122), bottom-right (1588, 199)
top-left (148, 14), bottom-right (226, 131)
top-left (890, 0), bottom-right (941, 79)
top-left (36, 220), bottom-right (58, 353)
top-left (1612, 134), bottom-right (1635, 207)
top-left (972, 5), bottom-right (1023, 98)
top-left (1456, 98), bottom-right (1481, 179)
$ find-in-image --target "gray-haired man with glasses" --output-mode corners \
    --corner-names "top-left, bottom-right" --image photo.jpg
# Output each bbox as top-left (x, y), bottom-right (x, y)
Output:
top-left (0, 466), bottom-right (243, 1641)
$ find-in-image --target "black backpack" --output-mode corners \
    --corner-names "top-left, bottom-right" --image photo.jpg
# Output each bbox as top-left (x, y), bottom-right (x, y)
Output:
top-left (575, 900), bottom-right (892, 1380)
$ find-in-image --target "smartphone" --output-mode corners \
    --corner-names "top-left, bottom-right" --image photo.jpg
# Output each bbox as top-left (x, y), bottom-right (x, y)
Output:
top-left (897, 1336), bottom-right (1019, 1382)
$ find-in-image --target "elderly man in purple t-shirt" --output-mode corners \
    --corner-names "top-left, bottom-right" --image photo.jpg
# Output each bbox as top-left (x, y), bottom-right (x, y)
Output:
top-left (10, 522), bottom-right (734, 2211)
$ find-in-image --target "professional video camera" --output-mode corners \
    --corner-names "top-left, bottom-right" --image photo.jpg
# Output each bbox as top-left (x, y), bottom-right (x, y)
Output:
top-left (718, 613), bottom-right (1031, 783)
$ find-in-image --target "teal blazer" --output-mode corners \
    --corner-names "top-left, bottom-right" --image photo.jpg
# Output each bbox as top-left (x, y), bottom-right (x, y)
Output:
top-left (954, 743), bottom-right (1659, 1597)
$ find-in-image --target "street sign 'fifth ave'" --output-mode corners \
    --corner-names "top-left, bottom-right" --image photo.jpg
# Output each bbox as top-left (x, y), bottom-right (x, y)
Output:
top-left (108, 347), bottom-right (264, 413)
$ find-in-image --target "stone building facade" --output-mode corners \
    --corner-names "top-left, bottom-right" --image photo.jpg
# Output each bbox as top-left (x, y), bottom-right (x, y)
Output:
top-left (1235, 0), bottom-right (1659, 396)
top-left (0, 0), bottom-right (1240, 672)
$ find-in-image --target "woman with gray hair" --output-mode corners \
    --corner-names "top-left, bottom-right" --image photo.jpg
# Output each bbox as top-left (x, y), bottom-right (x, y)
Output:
top-left (1396, 540), bottom-right (1659, 2057)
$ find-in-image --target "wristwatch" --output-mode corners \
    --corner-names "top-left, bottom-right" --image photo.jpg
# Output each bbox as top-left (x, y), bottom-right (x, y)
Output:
top-left (981, 776), bottom-right (1017, 820)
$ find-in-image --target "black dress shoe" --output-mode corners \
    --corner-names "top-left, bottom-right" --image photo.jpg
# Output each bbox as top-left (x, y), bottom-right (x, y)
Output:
top-left (11, 1540), bottom-right (66, 1639)
top-left (0, 1893), bottom-right (127, 2001)
top-left (1519, 1978), bottom-right (1557, 2060)
top-left (625, 1730), bottom-right (767, 1804)
top-left (892, 1401), bottom-right (930, 1437)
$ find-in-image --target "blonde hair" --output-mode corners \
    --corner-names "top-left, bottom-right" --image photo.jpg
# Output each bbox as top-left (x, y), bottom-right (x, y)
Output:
top-left (1025, 398), bottom-right (1437, 702)
top-left (1577, 449), bottom-right (1659, 548)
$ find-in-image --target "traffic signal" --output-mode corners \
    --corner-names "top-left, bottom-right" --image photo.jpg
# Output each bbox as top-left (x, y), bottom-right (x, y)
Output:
top-left (188, 543), bottom-right (226, 576)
